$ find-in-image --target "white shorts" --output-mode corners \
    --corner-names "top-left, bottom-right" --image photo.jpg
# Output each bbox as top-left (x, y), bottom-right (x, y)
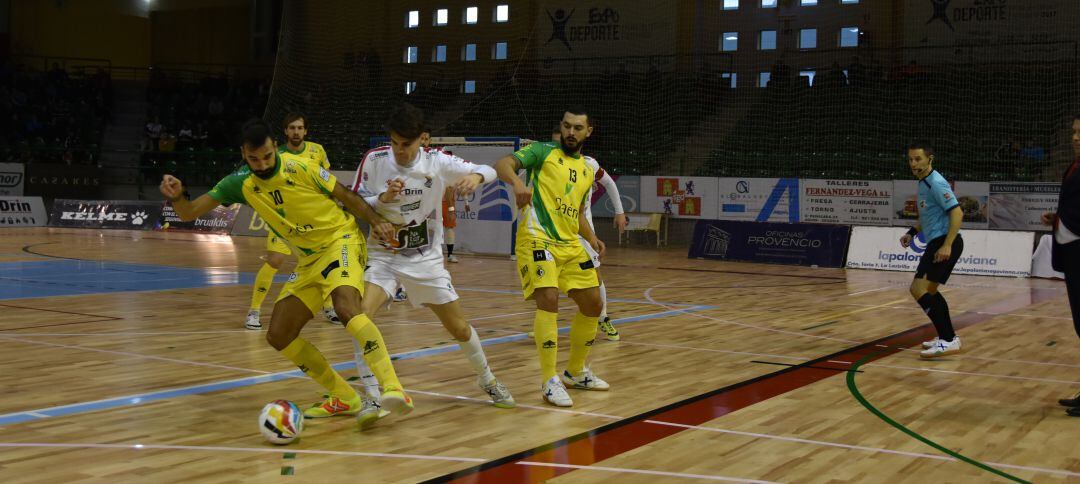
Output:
top-left (364, 258), bottom-right (459, 309)
top-left (579, 235), bottom-right (601, 268)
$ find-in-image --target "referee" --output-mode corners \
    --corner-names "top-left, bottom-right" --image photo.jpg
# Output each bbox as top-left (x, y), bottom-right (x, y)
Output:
top-left (899, 142), bottom-right (965, 358)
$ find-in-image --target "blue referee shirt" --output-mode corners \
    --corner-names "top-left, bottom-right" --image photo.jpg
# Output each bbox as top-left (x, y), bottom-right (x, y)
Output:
top-left (917, 170), bottom-right (960, 241)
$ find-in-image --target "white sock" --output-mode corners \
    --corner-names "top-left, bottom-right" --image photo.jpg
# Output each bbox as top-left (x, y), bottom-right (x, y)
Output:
top-left (599, 282), bottom-right (608, 319)
top-left (353, 339), bottom-right (381, 400)
top-left (459, 326), bottom-right (495, 385)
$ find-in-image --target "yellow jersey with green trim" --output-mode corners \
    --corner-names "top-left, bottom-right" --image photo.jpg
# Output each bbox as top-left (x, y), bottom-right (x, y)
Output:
top-left (279, 141), bottom-right (330, 170)
top-left (512, 141), bottom-right (593, 244)
top-left (208, 154), bottom-right (354, 255)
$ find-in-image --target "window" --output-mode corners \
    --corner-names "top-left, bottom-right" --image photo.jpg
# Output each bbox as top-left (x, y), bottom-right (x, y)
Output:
top-left (721, 32), bottom-right (738, 52)
top-left (432, 45), bottom-right (447, 63)
top-left (464, 6), bottom-right (478, 24)
top-left (841, 0), bottom-right (859, 3)
top-left (406, 10), bottom-right (419, 28)
top-left (404, 46), bottom-right (418, 64)
top-left (761, 0), bottom-right (777, 7)
top-left (463, 43), bottom-right (477, 61)
top-left (840, 27), bottom-right (859, 47)
top-left (758, 72), bottom-right (771, 88)
top-left (434, 8), bottom-right (448, 26)
top-left (799, 29), bottom-right (817, 49)
top-left (800, 70), bottom-right (816, 86)
top-left (494, 4), bottom-right (509, 22)
top-left (800, 0), bottom-right (817, 5)
top-left (493, 42), bottom-right (508, 60)
top-left (721, 72), bottom-right (737, 88)
top-left (463, 80), bottom-right (476, 94)
top-left (759, 30), bottom-right (776, 50)
top-left (723, 0), bottom-right (738, 10)
top-left (405, 82), bottom-right (416, 95)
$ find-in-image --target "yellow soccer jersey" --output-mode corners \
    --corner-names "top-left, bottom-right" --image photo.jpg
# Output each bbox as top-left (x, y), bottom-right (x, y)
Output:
top-left (512, 141), bottom-right (593, 243)
top-left (279, 141), bottom-right (330, 170)
top-left (208, 154), bottom-right (354, 254)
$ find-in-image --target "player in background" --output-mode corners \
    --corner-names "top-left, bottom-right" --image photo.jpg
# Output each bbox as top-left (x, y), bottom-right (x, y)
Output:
top-left (246, 113), bottom-right (338, 330)
top-left (161, 118), bottom-right (413, 429)
top-left (351, 104), bottom-right (515, 411)
top-left (495, 108), bottom-right (607, 407)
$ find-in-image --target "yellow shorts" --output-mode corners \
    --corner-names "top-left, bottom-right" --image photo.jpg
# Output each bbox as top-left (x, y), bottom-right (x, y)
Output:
top-left (266, 233), bottom-right (292, 255)
top-left (515, 237), bottom-right (598, 300)
top-left (276, 235), bottom-right (367, 316)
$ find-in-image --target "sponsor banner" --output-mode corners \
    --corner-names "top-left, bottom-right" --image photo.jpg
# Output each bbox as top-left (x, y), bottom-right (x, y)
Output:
top-left (156, 202), bottom-right (240, 234)
top-left (800, 179), bottom-right (892, 225)
top-left (688, 220), bottom-right (850, 268)
top-left (231, 205), bottom-right (271, 236)
top-left (988, 182), bottom-right (1059, 230)
top-left (0, 196), bottom-right (47, 227)
top-left (591, 175), bottom-right (640, 218)
top-left (447, 145), bottom-right (519, 254)
top-left (905, 0), bottom-right (1080, 58)
top-left (25, 163), bottom-right (103, 199)
top-left (845, 226), bottom-right (1032, 277)
top-left (891, 180), bottom-right (989, 229)
top-left (535, 3), bottom-right (676, 63)
top-left (0, 163), bottom-right (25, 196)
top-left (640, 176), bottom-right (718, 219)
top-left (716, 178), bottom-right (800, 223)
top-left (49, 199), bottom-right (162, 230)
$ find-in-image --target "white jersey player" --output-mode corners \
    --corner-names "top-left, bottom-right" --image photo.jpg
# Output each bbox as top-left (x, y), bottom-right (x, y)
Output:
top-left (350, 105), bottom-right (514, 412)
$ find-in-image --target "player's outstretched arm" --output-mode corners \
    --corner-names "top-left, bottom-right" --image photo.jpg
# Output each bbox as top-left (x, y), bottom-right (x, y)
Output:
top-left (331, 181), bottom-right (394, 242)
top-left (495, 155), bottom-right (531, 208)
top-left (596, 170), bottom-right (627, 232)
top-left (160, 174), bottom-right (220, 222)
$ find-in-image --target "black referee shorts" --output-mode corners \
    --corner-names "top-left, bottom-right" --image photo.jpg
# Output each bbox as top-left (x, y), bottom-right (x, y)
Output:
top-left (915, 235), bottom-right (963, 284)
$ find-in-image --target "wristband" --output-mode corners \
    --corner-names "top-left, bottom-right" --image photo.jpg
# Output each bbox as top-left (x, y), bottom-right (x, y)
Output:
top-left (906, 227), bottom-right (918, 237)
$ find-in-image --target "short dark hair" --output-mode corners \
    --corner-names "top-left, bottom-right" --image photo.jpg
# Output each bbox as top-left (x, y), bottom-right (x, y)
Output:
top-left (384, 104), bottom-right (426, 139)
top-left (241, 118), bottom-right (273, 148)
top-left (906, 141), bottom-right (935, 158)
top-left (282, 112), bottom-right (306, 129)
top-left (565, 106), bottom-right (591, 126)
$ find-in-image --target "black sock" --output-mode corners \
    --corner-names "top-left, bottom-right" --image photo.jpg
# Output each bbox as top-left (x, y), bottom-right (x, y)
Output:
top-left (917, 293), bottom-right (955, 341)
top-left (447, 244), bottom-right (454, 256)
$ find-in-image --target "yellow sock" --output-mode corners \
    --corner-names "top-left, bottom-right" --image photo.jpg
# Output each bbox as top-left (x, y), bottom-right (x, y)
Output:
top-left (250, 263), bottom-right (277, 311)
top-left (533, 309), bottom-right (559, 382)
top-left (566, 312), bottom-right (599, 375)
top-left (344, 314), bottom-right (403, 391)
top-left (279, 337), bottom-right (357, 399)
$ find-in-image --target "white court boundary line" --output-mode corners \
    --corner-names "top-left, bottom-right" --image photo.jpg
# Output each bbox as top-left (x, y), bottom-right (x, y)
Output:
top-left (516, 462), bottom-right (775, 483)
top-left (0, 442), bottom-right (485, 462)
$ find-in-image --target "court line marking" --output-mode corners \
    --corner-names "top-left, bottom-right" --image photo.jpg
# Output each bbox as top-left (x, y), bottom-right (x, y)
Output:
top-left (515, 462), bottom-right (775, 483)
top-left (407, 386), bottom-right (1080, 479)
top-left (0, 306), bottom-right (705, 427)
top-left (846, 285), bottom-right (892, 296)
top-left (0, 442), bottom-right (486, 463)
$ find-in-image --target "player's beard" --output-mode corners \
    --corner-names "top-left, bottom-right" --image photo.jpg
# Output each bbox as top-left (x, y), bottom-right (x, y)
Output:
top-left (252, 163), bottom-right (276, 178)
top-left (560, 137), bottom-right (583, 155)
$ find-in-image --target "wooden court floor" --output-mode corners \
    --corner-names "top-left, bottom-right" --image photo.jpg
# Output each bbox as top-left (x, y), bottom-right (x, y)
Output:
top-left (0, 227), bottom-right (1077, 483)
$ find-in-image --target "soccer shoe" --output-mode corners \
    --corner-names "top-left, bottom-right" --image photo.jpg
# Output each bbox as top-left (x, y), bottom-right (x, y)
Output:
top-left (542, 375), bottom-right (573, 407)
top-left (323, 306), bottom-right (341, 324)
top-left (921, 337), bottom-right (940, 349)
top-left (1068, 406), bottom-right (1080, 417)
top-left (598, 317), bottom-right (620, 341)
top-left (245, 310), bottom-right (262, 330)
top-left (448, 254), bottom-right (459, 263)
top-left (919, 337), bottom-right (962, 359)
top-left (355, 398), bottom-right (390, 430)
top-left (379, 388), bottom-right (414, 416)
top-left (480, 378), bottom-right (516, 409)
top-left (393, 288), bottom-right (408, 302)
top-left (303, 394), bottom-right (362, 418)
top-left (561, 368), bottom-right (610, 391)
top-left (1058, 391), bottom-right (1080, 407)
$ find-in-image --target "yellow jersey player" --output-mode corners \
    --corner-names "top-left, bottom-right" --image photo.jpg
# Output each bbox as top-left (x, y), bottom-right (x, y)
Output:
top-left (160, 118), bottom-right (413, 428)
top-left (494, 108), bottom-right (608, 407)
top-left (246, 113), bottom-right (338, 330)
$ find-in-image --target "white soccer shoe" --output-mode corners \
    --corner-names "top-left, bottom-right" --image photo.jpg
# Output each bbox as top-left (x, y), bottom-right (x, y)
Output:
top-left (245, 310), bottom-right (262, 330)
top-left (920, 336), bottom-right (962, 359)
top-left (480, 377), bottom-right (516, 409)
top-left (355, 398), bottom-right (390, 431)
top-left (323, 306), bottom-right (341, 324)
top-left (448, 254), bottom-right (459, 263)
top-left (921, 337), bottom-right (941, 349)
top-left (561, 368), bottom-right (610, 391)
top-left (542, 375), bottom-right (573, 407)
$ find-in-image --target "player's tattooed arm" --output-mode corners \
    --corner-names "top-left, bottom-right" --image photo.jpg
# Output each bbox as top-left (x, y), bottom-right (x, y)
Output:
top-left (332, 181), bottom-right (394, 242)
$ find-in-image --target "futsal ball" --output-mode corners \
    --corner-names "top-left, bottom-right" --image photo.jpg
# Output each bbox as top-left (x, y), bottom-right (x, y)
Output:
top-left (259, 400), bottom-right (303, 445)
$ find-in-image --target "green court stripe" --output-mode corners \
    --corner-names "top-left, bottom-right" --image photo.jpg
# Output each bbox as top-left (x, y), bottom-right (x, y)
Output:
top-left (846, 352), bottom-right (1030, 484)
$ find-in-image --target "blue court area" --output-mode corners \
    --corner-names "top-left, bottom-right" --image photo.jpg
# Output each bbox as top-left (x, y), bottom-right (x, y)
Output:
top-left (0, 260), bottom-right (271, 300)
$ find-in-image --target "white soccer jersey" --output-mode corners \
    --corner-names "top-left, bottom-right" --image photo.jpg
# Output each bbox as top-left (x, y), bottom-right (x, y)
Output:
top-left (353, 146), bottom-right (496, 276)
